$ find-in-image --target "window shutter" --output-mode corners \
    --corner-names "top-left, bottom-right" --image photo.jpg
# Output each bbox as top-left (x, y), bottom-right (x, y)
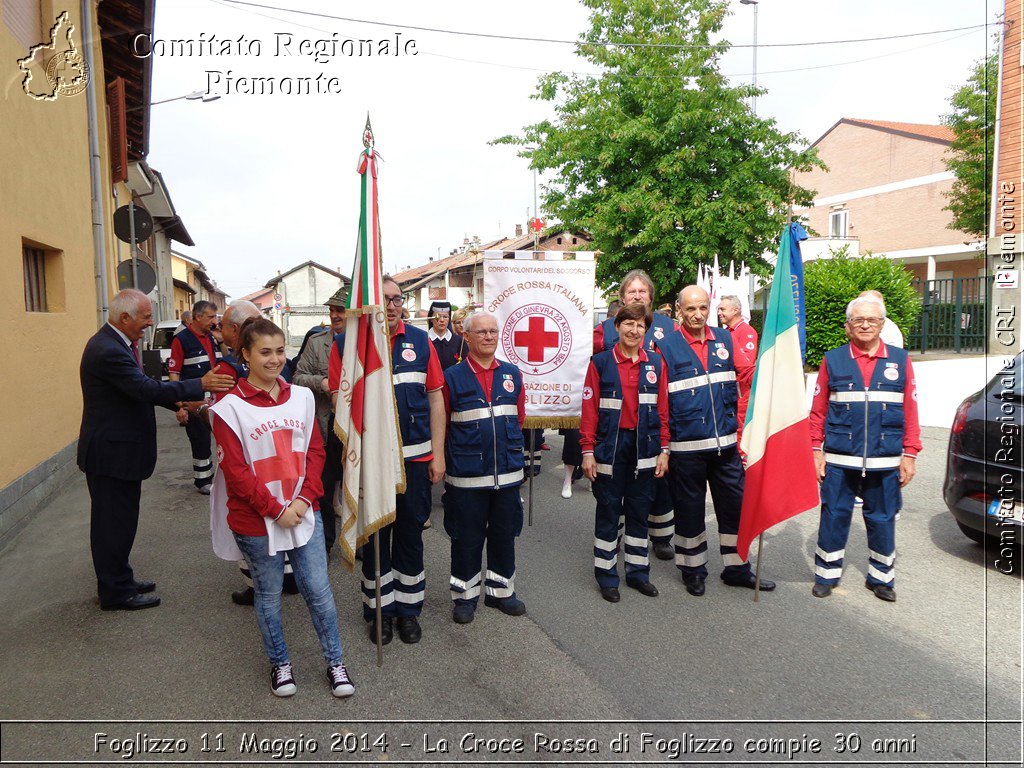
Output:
top-left (107, 78), bottom-right (128, 183)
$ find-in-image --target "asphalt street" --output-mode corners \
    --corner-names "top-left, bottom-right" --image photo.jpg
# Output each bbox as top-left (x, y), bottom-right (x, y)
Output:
top-left (0, 414), bottom-right (1020, 767)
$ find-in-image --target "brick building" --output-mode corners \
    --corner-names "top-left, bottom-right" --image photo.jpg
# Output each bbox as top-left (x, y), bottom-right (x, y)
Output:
top-left (792, 118), bottom-right (982, 281)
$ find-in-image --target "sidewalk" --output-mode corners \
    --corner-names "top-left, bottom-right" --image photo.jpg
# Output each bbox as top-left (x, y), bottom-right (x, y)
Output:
top-left (0, 411), bottom-right (622, 759)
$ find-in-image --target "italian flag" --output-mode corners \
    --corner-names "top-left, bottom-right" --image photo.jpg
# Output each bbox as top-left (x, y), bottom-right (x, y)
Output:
top-left (333, 127), bottom-right (405, 570)
top-left (736, 223), bottom-right (819, 561)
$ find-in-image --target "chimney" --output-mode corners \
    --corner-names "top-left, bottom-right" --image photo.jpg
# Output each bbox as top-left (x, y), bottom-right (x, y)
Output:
top-left (515, 224), bottom-right (523, 237)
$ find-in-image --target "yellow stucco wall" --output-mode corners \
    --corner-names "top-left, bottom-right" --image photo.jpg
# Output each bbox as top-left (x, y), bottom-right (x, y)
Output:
top-left (1, 2), bottom-right (122, 488)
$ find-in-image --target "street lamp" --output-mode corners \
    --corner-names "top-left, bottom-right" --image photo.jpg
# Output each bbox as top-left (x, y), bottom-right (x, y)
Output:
top-left (150, 90), bottom-right (221, 107)
top-left (740, 0), bottom-right (758, 114)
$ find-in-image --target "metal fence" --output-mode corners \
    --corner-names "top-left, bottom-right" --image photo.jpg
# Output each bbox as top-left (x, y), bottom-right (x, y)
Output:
top-left (906, 276), bottom-right (992, 354)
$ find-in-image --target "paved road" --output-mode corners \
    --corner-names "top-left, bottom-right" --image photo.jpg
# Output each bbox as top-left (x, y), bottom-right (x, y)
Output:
top-left (0, 416), bottom-right (1019, 766)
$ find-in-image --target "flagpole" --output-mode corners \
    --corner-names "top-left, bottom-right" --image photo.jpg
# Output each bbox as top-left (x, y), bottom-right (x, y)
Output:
top-left (373, 533), bottom-right (384, 666)
top-left (527, 439), bottom-right (535, 526)
top-left (753, 532), bottom-right (764, 603)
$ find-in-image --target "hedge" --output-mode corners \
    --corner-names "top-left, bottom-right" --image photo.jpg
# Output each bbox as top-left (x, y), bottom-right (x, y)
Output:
top-left (801, 254), bottom-right (919, 368)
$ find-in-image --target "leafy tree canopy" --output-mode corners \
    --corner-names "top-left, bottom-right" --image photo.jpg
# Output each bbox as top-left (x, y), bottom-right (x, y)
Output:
top-left (942, 53), bottom-right (997, 239)
top-left (494, 0), bottom-right (823, 303)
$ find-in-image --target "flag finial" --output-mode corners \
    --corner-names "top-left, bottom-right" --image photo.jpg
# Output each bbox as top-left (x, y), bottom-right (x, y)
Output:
top-left (363, 114), bottom-right (374, 150)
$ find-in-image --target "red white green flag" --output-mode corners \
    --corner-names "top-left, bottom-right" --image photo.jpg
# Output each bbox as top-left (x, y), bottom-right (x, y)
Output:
top-left (736, 224), bottom-right (820, 561)
top-left (333, 120), bottom-right (405, 570)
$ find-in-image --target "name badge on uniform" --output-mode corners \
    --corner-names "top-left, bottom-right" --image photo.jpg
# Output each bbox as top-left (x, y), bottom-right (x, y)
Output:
top-left (883, 363), bottom-right (899, 381)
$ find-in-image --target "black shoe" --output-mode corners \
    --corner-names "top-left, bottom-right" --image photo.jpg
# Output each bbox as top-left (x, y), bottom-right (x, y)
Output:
top-left (599, 586), bottom-right (620, 603)
top-left (452, 603), bottom-right (475, 624)
top-left (101, 593), bottom-right (161, 611)
top-left (131, 579), bottom-right (156, 594)
top-left (396, 616), bottom-right (422, 644)
top-left (282, 575), bottom-right (299, 595)
top-left (484, 595), bottom-right (527, 616)
top-left (865, 580), bottom-right (896, 602)
top-left (811, 583), bottom-right (833, 598)
top-left (231, 587), bottom-right (255, 606)
top-left (652, 541), bottom-right (674, 561)
top-left (682, 573), bottom-right (706, 596)
top-left (722, 571), bottom-right (776, 591)
top-left (571, 466), bottom-right (584, 483)
top-left (626, 579), bottom-right (659, 597)
top-left (368, 616), bottom-right (393, 645)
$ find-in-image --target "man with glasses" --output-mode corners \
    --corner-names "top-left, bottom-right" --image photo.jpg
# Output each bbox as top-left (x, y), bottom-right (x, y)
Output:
top-left (329, 277), bottom-right (445, 645)
top-left (442, 312), bottom-right (528, 625)
top-left (808, 296), bottom-right (921, 602)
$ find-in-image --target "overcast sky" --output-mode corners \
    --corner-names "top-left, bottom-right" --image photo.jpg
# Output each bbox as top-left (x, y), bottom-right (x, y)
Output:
top-left (145, 0), bottom-right (998, 299)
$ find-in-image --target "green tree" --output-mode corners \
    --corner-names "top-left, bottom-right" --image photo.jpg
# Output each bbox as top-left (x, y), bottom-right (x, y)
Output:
top-left (494, 0), bottom-right (822, 303)
top-left (942, 53), bottom-right (997, 239)
top-left (802, 251), bottom-right (919, 368)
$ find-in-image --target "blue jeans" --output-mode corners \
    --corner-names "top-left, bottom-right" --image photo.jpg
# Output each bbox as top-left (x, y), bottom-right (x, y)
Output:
top-left (234, 511), bottom-right (344, 666)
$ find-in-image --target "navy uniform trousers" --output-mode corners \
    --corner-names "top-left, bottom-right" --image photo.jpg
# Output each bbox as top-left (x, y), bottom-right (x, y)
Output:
top-left (443, 484), bottom-right (523, 606)
top-left (361, 460), bottom-right (431, 620)
top-left (591, 429), bottom-right (654, 588)
top-left (184, 411), bottom-right (213, 489)
top-left (668, 447), bottom-right (751, 579)
top-left (814, 465), bottom-right (899, 587)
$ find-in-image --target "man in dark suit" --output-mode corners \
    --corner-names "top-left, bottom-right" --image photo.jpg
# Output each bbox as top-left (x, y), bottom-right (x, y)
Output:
top-left (79, 289), bottom-right (234, 611)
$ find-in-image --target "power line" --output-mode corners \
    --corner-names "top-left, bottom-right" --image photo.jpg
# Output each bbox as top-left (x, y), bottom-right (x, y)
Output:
top-left (218, 0), bottom-right (990, 51)
top-left (210, 0), bottom-right (988, 81)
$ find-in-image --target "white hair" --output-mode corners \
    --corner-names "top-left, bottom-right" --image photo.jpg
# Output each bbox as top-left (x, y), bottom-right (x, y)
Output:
top-left (109, 289), bottom-right (149, 319)
top-left (223, 299), bottom-right (260, 327)
top-left (846, 296), bottom-right (887, 320)
top-left (718, 294), bottom-right (741, 309)
top-left (463, 311), bottom-right (498, 334)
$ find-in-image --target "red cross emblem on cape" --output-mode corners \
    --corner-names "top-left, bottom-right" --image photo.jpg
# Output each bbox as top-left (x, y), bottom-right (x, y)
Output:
top-left (252, 429), bottom-right (305, 501)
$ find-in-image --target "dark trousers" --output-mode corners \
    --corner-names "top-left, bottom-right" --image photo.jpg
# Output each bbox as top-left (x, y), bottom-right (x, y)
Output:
top-left (560, 428), bottom-right (582, 467)
top-left (185, 412), bottom-right (212, 488)
top-left (320, 427), bottom-right (343, 554)
top-left (815, 466), bottom-right (899, 586)
top-left (361, 461), bottom-right (431, 620)
top-left (443, 484), bottom-right (523, 605)
top-left (592, 429), bottom-right (654, 588)
top-left (87, 473), bottom-right (142, 605)
top-left (648, 477), bottom-right (674, 544)
top-left (668, 448), bottom-right (750, 579)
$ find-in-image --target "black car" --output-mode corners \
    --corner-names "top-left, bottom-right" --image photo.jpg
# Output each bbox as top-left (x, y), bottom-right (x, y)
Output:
top-left (943, 352), bottom-right (1023, 560)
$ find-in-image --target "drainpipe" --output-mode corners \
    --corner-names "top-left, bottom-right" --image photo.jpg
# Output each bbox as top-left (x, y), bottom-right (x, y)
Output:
top-left (81, 0), bottom-right (109, 324)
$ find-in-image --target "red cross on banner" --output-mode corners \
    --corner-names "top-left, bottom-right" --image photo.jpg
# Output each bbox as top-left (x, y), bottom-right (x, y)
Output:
top-left (513, 316), bottom-right (560, 362)
top-left (253, 430), bottom-right (305, 500)
top-left (530, 217), bottom-right (545, 233)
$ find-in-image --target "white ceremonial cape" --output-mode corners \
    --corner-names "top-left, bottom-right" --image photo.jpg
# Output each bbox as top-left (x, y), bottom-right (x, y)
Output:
top-left (208, 385), bottom-right (318, 558)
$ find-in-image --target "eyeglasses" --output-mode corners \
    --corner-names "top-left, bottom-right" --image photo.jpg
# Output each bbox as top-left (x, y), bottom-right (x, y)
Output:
top-left (470, 329), bottom-right (499, 337)
top-left (848, 317), bottom-right (883, 327)
top-left (384, 296), bottom-right (404, 307)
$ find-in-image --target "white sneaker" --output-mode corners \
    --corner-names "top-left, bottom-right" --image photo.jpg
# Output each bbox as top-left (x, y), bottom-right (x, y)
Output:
top-left (561, 485), bottom-right (572, 499)
top-left (328, 663), bottom-right (355, 698)
top-left (271, 662), bottom-right (296, 697)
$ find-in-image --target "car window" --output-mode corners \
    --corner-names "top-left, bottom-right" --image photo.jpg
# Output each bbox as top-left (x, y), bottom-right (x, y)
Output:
top-left (151, 327), bottom-right (177, 350)
top-left (986, 352), bottom-right (1024, 401)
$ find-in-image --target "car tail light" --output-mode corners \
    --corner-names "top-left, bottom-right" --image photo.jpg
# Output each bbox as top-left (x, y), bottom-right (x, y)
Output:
top-left (968, 491), bottom-right (993, 504)
top-left (952, 398), bottom-right (971, 435)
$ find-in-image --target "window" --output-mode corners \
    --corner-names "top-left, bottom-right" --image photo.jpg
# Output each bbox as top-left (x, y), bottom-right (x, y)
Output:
top-left (828, 209), bottom-right (849, 238)
top-left (22, 240), bottom-right (65, 312)
top-left (428, 286), bottom-right (447, 300)
top-left (23, 246), bottom-right (46, 311)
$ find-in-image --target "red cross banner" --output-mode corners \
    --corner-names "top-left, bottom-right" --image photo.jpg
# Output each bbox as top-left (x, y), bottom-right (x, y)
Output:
top-left (483, 250), bottom-right (597, 428)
